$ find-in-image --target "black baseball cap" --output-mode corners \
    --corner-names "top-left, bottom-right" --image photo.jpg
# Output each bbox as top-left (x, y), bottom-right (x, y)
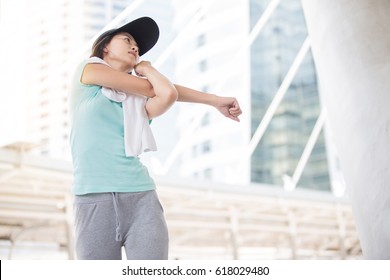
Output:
top-left (94, 17), bottom-right (159, 56)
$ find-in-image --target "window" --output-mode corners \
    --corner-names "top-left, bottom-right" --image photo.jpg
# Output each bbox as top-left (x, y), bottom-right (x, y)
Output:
top-left (204, 168), bottom-right (212, 179)
top-left (199, 60), bottom-right (207, 72)
top-left (197, 34), bottom-right (206, 47)
top-left (202, 141), bottom-right (211, 153)
top-left (201, 112), bottom-right (210, 126)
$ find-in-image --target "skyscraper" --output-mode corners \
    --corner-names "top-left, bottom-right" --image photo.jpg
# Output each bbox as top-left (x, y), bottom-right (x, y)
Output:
top-left (250, 0), bottom-right (330, 191)
top-left (171, 0), bottom-right (331, 191)
top-left (170, 0), bottom-right (251, 182)
top-left (0, 0), bottom-right (80, 158)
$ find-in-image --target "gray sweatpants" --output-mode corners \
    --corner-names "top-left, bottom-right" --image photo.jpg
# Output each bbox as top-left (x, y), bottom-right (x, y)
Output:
top-left (73, 190), bottom-right (169, 260)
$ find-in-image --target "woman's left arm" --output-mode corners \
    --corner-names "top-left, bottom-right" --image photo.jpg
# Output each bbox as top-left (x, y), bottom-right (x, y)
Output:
top-left (174, 84), bottom-right (242, 122)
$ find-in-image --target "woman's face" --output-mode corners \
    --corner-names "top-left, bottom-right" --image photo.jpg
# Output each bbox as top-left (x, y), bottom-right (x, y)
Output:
top-left (103, 32), bottom-right (139, 68)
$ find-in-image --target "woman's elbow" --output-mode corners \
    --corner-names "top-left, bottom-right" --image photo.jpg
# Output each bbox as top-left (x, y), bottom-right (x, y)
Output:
top-left (164, 87), bottom-right (178, 104)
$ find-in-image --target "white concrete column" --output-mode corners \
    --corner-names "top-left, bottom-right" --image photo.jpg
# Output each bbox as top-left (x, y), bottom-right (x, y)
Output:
top-left (300, 0), bottom-right (390, 259)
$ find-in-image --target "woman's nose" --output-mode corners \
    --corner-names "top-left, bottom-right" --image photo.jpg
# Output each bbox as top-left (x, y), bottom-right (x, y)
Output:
top-left (132, 46), bottom-right (138, 53)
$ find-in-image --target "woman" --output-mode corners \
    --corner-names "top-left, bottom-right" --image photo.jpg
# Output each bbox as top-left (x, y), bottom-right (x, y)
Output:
top-left (69, 17), bottom-right (242, 260)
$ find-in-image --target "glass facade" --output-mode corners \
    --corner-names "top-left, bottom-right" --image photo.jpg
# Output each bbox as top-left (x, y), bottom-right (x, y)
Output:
top-left (249, 0), bottom-right (330, 191)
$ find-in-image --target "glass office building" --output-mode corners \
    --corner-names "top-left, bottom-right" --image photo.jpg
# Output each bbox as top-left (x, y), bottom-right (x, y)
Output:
top-left (249, 0), bottom-right (330, 191)
top-left (171, 0), bottom-right (331, 191)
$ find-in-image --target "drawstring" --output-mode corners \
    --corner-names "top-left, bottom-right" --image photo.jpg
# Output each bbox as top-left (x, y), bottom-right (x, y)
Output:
top-left (111, 192), bottom-right (122, 242)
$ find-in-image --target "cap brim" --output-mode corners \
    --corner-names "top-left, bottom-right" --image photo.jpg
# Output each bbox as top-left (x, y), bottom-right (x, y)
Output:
top-left (116, 17), bottom-right (159, 56)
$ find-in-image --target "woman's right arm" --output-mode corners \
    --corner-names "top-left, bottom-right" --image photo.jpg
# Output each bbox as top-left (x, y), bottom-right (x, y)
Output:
top-left (134, 61), bottom-right (178, 119)
top-left (81, 61), bottom-right (178, 119)
top-left (81, 63), bottom-right (156, 98)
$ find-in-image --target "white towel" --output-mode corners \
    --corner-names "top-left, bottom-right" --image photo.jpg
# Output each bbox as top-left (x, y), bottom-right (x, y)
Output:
top-left (86, 57), bottom-right (157, 157)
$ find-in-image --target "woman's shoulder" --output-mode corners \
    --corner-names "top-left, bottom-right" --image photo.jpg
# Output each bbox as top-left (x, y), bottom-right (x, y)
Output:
top-left (85, 56), bottom-right (108, 66)
top-left (70, 58), bottom-right (103, 91)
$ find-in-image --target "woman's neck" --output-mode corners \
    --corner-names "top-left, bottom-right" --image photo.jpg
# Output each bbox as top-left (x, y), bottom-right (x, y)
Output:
top-left (103, 57), bottom-right (133, 73)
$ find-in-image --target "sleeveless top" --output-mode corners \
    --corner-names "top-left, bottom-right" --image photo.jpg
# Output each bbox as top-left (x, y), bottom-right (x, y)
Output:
top-left (69, 59), bottom-right (155, 195)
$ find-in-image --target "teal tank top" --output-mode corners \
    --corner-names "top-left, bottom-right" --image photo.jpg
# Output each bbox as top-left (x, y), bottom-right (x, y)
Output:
top-left (69, 60), bottom-right (155, 195)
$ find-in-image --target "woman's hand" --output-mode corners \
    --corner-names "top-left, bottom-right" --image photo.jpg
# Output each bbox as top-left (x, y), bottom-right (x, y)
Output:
top-left (214, 96), bottom-right (242, 122)
top-left (134, 60), bottom-right (152, 77)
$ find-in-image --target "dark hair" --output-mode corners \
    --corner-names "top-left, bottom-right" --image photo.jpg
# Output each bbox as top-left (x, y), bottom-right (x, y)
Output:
top-left (90, 29), bottom-right (118, 58)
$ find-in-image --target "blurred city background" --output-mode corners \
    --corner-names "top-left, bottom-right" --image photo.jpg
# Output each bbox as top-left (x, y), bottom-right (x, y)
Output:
top-left (0, 0), bottom-right (362, 259)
